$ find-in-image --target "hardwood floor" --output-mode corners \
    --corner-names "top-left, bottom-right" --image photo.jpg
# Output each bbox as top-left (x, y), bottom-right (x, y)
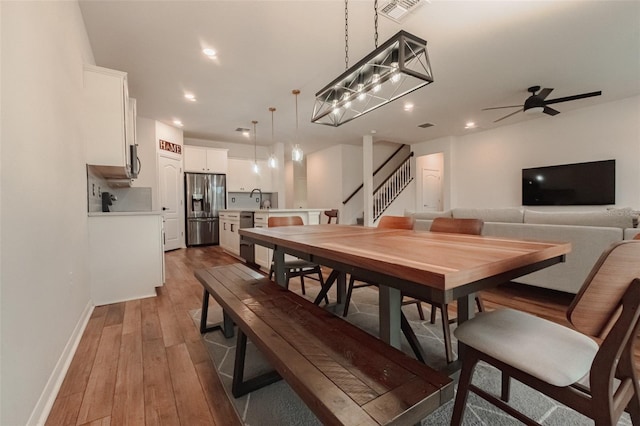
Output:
top-left (45, 245), bottom-right (630, 425)
top-left (46, 246), bottom-right (241, 426)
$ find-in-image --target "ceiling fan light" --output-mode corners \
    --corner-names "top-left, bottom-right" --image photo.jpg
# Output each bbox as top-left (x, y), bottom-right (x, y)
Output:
top-left (525, 106), bottom-right (544, 114)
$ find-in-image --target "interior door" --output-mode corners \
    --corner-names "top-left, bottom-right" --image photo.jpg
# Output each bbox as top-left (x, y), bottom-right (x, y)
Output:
top-left (421, 168), bottom-right (442, 211)
top-left (159, 155), bottom-right (182, 251)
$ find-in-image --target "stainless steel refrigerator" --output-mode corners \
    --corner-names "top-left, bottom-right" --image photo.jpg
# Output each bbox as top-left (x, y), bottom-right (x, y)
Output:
top-left (185, 173), bottom-right (226, 246)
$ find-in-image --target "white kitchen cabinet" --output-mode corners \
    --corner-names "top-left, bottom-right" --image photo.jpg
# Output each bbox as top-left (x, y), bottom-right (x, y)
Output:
top-left (88, 213), bottom-right (164, 305)
top-left (227, 158), bottom-right (273, 192)
top-left (83, 64), bottom-right (135, 175)
top-left (184, 146), bottom-right (228, 173)
top-left (253, 212), bottom-right (271, 270)
top-left (219, 211), bottom-right (240, 256)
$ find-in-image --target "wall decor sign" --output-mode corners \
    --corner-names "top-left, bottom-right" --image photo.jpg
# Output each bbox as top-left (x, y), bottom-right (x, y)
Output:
top-left (159, 139), bottom-right (182, 154)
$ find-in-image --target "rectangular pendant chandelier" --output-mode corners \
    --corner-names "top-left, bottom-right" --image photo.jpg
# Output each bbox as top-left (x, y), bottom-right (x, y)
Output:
top-left (311, 30), bottom-right (433, 127)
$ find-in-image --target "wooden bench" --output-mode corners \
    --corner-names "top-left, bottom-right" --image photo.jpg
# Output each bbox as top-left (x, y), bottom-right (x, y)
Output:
top-left (195, 263), bottom-right (453, 425)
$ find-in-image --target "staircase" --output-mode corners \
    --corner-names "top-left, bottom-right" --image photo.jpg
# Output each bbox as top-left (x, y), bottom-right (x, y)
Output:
top-left (345, 144), bottom-right (414, 224)
top-left (372, 153), bottom-right (413, 221)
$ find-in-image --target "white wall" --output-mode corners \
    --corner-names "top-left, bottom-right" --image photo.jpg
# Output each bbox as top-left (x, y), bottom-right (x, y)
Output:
top-left (341, 145), bottom-right (365, 225)
top-left (411, 96), bottom-right (640, 210)
top-left (1, 2), bottom-right (95, 424)
top-left (307, 144), bottom-right (343, 214)
top-left (308, 143), bottom-right (412, 225)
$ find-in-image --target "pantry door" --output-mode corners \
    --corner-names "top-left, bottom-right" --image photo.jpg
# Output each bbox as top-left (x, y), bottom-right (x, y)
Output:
top-left (159, 154), bottom-right (182, 251)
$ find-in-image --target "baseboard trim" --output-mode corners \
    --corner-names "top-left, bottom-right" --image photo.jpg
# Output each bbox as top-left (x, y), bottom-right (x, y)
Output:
top-left (27, 301), bottom-right (94, 426)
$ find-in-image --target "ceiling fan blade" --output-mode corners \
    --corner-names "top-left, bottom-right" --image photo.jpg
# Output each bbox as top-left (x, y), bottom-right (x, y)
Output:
top-left (537, 88), bottom-right (554, 100)
top-left (544, 91), bottom-right (602, 105)
top-left (543, 106), bottom-right (560, 116)
top-left (494, 108), bottom-right (524, 123)
top-left (482, 105), bottom-right (523, 111)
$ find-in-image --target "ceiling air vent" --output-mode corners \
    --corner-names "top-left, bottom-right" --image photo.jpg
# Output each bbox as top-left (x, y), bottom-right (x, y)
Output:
top-left (418, 122), bottom-right (434, 128)
top-left (379, 0), bottom-right (425, 23)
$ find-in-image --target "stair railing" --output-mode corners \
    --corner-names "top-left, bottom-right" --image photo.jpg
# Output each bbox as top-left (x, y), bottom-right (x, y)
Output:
top-left (372, 153), bottom-right (414, 221)
top-left (343, 144), bottom-right (408, 205)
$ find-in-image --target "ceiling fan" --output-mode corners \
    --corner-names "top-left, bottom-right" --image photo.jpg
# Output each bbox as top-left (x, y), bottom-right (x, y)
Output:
top-left (483, 85), bottom-right (602, 123)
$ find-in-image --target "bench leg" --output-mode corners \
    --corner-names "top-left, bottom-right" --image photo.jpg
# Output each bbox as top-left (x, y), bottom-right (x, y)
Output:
top-left (200, 289), bottom-right (235, 338)
top-left (232, 330), bottom-right (282, 398)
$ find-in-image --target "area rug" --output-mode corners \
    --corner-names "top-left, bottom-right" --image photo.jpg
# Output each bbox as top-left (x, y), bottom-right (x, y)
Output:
top-left (191, 283), bottom-right (631, 426)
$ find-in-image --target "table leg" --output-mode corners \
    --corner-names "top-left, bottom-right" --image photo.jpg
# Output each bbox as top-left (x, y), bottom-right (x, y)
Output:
top-left (273, 247), bottom-right (285, 287)
top-left (336, 272), bottom-right (346, 304)
top-left (379, 285), bottom-right (402, 349)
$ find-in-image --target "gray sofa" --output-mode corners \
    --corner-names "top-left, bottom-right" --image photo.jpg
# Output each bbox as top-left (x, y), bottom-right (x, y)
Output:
top-left (406, 208), bottom-right (639, 293)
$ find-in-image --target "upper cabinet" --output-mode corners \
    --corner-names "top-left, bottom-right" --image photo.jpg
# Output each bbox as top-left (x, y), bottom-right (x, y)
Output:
top-left (83, 64), bottom-right (136, 178)
top-left (227, 158), bottom-right (273, 192)
top-left (184, 146), bottom-right (228, 174)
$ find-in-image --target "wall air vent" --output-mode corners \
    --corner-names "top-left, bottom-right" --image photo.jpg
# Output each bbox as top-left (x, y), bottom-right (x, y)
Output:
top-left (418, 122), bottom-right (434, 128)
top-left (379, 0), bottom-right (426, 23)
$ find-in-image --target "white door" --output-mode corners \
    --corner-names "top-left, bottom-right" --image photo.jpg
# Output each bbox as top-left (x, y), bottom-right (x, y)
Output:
top-left (421, 168), bottom-right (442, 211)
top-left (159, 155), bottom-right (182, 251)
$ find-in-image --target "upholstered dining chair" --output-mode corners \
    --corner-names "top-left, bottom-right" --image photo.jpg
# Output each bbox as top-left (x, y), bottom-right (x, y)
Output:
top-left (342, 215), bottom-right (416, 317)
top-left (451, 240), bottom-right (640, 426)
top-left (267, 216), bottom-right (328, 303)
top-left (427, 217), bottom-right (485, 364)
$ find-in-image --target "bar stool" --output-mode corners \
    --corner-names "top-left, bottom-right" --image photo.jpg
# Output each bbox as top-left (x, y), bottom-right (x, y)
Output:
top-left (324, 209), bottom-right (338, 224)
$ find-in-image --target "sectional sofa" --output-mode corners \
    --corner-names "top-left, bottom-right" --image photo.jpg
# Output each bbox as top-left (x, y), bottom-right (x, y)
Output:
top-left (405, 208), bottom-right (639, 294)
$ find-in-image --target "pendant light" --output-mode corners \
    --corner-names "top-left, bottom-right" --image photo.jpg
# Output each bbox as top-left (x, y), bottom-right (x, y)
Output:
top-left (311, 0), bottom-right (433, 127)
top-left (268, 107), bottom-right (278, 168)
top-left (291, 89), bottom-right (303, 162)
top-left (252, 120), bottom-right (259, 174)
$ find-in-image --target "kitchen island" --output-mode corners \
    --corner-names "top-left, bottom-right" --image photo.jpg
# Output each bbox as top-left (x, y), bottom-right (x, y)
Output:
top-left (218, 208), bottom-right (331, 270)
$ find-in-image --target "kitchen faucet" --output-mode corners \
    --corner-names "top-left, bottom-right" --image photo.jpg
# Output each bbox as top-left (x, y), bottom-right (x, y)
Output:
top-left (249, 188), bottom-right (263, 209)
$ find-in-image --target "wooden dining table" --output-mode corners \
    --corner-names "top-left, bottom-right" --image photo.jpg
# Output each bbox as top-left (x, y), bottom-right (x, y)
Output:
top-left (239, 224), bottom-right (571, 365)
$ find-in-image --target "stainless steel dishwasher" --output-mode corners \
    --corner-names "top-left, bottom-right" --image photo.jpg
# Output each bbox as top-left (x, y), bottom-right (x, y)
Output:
top-left (239, 211), bottom-right (255, 264)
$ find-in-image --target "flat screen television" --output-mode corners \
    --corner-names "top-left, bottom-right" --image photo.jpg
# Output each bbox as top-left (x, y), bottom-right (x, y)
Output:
top-left (522, 159), bottom-right (615, 206)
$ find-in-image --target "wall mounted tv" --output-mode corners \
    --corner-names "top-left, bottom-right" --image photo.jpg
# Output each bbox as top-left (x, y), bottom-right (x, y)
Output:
top-left (522, 159), bottom-right (615, 206)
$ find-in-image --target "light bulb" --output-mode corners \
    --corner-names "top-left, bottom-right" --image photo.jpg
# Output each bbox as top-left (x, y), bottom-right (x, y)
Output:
top-left (253, 162), bottom-right (259, 174)
top-left (358, 92), bottom-right (367, 101)
top-left (372, 73), bottom-right (380, 83)
top-left (332, 99), bottom-right (340, 115)
top-left (292, 145), bottom-right (303, 162)
top-left (373, 84), bottom-right (381, 93)
top-left (391, 72), bottom-right (401, 83)
top-left (268, 154), bottom-right (278, 169)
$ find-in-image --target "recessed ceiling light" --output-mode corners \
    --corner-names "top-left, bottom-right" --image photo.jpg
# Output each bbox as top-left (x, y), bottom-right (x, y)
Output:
top-left (404, 102), bottom-right (414, 112)
top-left (202, 48), bottom-right (217, 58)
top-left (184, 93), bottom-right (196, 101)
top-left (173, 120), bottom-right (183, 127)
top-left (465, 121), bottom-right (476, 129)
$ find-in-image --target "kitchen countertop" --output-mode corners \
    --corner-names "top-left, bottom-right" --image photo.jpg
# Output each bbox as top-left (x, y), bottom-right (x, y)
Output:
top-left (88, 211), bottom-right (163, 217)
